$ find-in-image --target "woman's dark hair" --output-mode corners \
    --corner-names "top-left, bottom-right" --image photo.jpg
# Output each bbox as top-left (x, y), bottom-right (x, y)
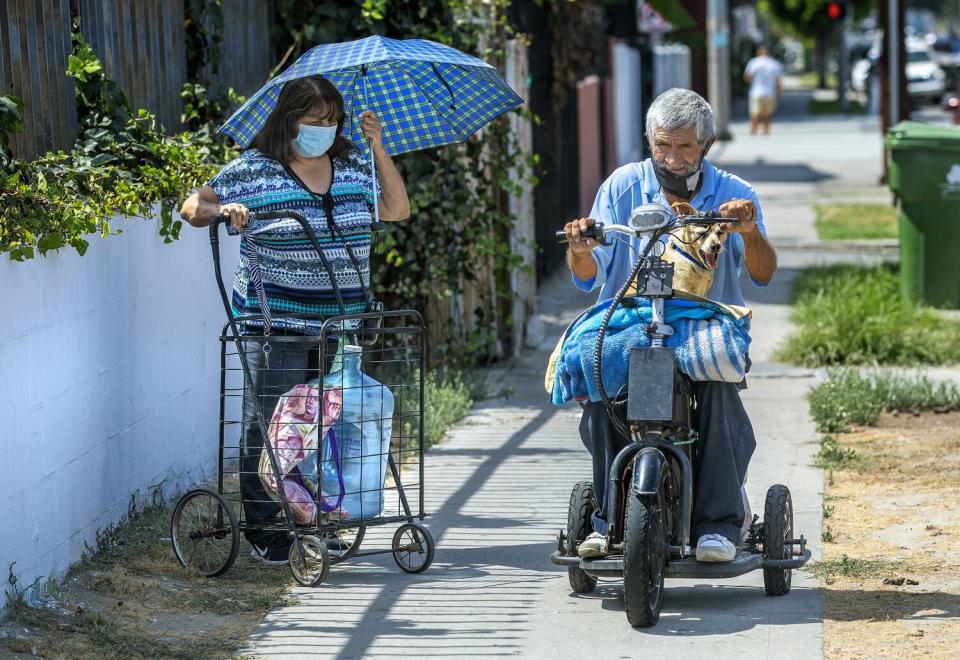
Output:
top-left (251, 75), bottom-right (354, 163)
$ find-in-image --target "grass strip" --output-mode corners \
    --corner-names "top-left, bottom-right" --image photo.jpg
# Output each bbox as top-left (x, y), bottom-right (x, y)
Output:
top-left (814, 203), bottom-right (898, 240)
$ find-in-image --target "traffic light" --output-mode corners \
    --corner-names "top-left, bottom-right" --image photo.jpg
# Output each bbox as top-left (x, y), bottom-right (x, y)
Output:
top-left (826, 1), bottom-right (846, 22)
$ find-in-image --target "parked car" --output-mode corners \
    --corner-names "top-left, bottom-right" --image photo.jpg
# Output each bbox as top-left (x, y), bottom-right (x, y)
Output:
top-left (906, 40), bottom-right (947, 105)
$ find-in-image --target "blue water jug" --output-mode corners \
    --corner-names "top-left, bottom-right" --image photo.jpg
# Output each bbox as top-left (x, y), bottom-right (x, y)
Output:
top-left (319, 345), bottom-right (395, 520)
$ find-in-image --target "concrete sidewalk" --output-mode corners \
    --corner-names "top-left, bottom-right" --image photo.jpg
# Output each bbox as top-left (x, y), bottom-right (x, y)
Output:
top-left (242, 267), bottom-right (824, 659)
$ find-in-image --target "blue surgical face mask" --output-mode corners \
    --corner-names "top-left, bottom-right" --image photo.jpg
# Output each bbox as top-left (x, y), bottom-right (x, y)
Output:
top-left (293, 123), bottom-right (338, 158)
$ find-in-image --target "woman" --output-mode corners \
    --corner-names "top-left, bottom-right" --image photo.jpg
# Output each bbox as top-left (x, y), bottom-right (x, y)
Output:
top-left (180, 75), bottom-right (410, 564)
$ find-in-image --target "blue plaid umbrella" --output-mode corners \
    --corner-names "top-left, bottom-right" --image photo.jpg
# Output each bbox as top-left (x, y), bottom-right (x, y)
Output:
top-left (220, 35), bottom-right (523, 155)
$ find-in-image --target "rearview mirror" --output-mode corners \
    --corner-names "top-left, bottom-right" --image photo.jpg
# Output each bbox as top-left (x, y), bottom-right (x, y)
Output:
top-left (626, 204), bottom-right (673, 232)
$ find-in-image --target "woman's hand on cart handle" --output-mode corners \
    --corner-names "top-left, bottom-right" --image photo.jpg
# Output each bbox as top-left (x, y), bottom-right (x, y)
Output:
top-left (220, 203), bottom-right (250, 231)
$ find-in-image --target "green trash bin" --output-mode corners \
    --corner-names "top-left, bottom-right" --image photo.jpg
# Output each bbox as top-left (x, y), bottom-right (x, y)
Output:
top-left (885, 121), bottom-right (960, 308)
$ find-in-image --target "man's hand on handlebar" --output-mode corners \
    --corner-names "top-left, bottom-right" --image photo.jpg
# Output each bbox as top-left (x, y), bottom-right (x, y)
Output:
top-left (717, 199), bottom-right (757, 234)
top-left (564, 217), bottom-right (600, 255)
top-left (221, 203), bottom-right (250, 231)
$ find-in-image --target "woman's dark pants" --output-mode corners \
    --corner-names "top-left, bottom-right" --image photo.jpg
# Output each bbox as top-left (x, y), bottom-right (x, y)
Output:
top-left (239, 332), bottom-right (334, 548)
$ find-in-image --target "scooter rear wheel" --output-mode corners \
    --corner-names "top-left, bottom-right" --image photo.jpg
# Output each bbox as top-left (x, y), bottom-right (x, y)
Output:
top-left (763, 484), bottom-right (793, 596)
top-left (623, 488), bottom-right (667, 627)
top-left (566, 481), bottom-right (598, 593)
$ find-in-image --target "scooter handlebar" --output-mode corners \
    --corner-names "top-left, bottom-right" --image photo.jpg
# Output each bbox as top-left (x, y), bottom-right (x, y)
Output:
top-left (556, 222), bottom-right (605, 245)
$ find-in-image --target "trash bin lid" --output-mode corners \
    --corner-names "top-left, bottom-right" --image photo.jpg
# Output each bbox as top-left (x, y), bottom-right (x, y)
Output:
top-left (885, 121), bottom-right (960, 151)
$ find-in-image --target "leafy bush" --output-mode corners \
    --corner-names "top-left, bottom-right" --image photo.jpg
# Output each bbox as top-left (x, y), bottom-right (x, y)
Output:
top-left (777, 265), bottom-right (960, 367)
top-left (0, 30), bottom-right (233, 261)
top-left (423, 370), bottom-right (474, 448)
top-left (808, 368), bottom-right (960, 432)
top-left (809, 369), bottom-right (885, 432)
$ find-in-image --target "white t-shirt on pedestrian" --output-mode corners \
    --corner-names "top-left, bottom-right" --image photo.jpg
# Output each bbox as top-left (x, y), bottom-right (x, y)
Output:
top-left (744, 56), bottom-right (783, 99)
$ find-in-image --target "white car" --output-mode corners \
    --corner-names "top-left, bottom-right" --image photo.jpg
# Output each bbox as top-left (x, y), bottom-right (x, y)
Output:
top-left (906, 42), bottom-right (947, 104)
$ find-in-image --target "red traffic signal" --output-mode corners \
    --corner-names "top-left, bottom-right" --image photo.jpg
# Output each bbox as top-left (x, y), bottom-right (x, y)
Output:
top-left (827, 1), bottom-right (846, 21)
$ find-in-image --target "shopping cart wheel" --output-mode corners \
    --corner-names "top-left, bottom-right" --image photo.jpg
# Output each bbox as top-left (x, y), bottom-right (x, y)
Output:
top-left (289, 535), bottom-right (330, 587)
top-left (170, 488), bottom-right (239, 578)
top-left (392, 522), bottom-right (435, 574)
top-left (327, 524), bottom-right (366, 565)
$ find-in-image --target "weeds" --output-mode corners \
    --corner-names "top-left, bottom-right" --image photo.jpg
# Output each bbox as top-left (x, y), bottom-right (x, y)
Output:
top-left (807, 554), bottom-right (901, 580)
top-left (776, 264), bottom-right (960, 367)
top-left (2, 500), bottom-right (292, 659)
top-left (809, 369), bottom-right (960, 432)
top-left (821, 527), bottom-right (836, 543)
top-left (814, 435), bottom-right (861, 470)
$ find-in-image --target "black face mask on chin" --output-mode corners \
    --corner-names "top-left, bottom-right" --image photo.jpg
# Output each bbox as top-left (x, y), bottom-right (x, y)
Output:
top-left (653, 159), bottom-right (703, 200)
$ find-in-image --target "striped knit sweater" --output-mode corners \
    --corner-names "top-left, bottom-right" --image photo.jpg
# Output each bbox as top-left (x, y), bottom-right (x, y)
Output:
top-left (209, 147), bottom-right (377, 335)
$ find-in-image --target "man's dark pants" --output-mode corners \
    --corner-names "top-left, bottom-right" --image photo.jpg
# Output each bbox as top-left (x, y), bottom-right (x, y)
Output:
top-left (578, 381), bottom-right (756, 544)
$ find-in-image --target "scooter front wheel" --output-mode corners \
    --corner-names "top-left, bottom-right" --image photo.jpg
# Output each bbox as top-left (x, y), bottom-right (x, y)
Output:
top-left (622, 488), bottom-right (667, 627)
top-left (763, 484), bottom-right (793, 596)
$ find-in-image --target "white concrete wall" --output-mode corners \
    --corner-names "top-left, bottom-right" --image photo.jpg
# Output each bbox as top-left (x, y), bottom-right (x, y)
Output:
top-left (0, 216), bottom-right (240, 606)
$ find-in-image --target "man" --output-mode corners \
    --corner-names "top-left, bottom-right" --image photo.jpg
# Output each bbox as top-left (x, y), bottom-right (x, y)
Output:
top-left (563, 88), bottom-right (777, 562)
top-left (744, 44), bottom-right (783, 135)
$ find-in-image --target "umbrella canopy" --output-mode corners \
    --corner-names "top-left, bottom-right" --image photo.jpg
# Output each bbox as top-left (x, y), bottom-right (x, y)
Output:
top-left (220, 35), bottom-right (523, 156)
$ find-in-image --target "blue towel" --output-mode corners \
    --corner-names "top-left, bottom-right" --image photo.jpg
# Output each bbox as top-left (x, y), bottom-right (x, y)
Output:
top-left (549, 297), bottom-right (751, 405)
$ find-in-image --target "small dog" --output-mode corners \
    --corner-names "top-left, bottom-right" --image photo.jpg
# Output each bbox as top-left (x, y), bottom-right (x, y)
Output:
top-left (627, 203), bottom-right (730, 299)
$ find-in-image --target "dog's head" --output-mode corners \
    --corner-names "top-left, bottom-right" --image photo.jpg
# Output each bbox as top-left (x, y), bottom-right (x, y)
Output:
top-left (666, 223), bottom-right (729, 271)
top-left (696, 224), bottom-right (728, 270)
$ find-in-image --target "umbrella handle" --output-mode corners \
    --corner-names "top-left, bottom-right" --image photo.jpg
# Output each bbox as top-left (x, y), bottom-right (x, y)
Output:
top-left (368, 140), bottom-right (384, 232)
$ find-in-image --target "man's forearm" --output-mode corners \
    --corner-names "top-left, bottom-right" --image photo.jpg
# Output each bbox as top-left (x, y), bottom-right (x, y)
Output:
top-left (742, 229), bottom-right (777, 284)
top-left (567, 249), bottom-right (598, 282)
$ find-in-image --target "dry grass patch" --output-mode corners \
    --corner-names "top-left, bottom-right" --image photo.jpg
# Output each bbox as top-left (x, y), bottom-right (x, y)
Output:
top-left (812, 411), bottom-right (960, 659)
top-left (1, 502), bottom-right (295, 659)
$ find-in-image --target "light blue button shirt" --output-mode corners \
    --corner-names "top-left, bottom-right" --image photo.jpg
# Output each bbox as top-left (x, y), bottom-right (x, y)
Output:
top-left (573, 158), bottom-right (767, 307)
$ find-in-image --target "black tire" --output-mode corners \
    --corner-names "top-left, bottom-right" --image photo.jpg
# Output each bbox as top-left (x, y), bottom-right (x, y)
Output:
top-left (170, 488), bottom-right (239, 578)
top-left (763, 484), bottom-right (793, 596)
top-left (623, 489), bottom-right (667, 628)
top-left (566, 481), bottom-right (598, 593)
top-left (326, 524), bottom-right (366, 565)
top-left (289, 535), bottom-right (330, 587)
top-left (392, 523), bottom-right (435, 574)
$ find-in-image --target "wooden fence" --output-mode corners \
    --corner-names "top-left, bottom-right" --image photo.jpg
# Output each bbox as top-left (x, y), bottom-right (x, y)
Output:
top-left (1, 0), bottom-right (77, 161)
top-left (1, 0), bottom-right (272, 161)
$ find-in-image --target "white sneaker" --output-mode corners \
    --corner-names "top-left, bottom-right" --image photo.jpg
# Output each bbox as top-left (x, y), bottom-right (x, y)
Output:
top-left (578, 532), bottom-right (608, 558)
top-left (696, 533), bottom-right (737, 562)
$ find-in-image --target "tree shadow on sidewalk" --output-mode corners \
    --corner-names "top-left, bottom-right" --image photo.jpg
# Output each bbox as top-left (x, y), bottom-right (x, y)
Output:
top-left (818, 588), bottom-right (960, 623)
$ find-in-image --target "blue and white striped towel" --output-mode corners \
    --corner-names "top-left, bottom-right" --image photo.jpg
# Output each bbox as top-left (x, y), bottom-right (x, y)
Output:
top-left (546, 297), bottom-right (752, 405)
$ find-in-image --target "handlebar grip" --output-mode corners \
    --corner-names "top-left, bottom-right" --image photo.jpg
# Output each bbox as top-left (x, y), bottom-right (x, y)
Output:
top-left (556, 222), bottom-right (604, 245)
top-left (682, 211), bottom-right (739, 225)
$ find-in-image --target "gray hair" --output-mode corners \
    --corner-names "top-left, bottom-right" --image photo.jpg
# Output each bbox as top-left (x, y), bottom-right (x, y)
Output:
top-left (645, 88), bottom-right (716, 147)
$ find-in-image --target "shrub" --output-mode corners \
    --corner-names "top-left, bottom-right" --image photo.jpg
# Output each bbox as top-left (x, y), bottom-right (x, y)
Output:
top-left (777, 265), bottom-right (960, 367)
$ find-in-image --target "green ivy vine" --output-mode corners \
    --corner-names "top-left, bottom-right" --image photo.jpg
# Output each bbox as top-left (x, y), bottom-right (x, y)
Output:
top-left (0, 27), bottom-right (233, 261)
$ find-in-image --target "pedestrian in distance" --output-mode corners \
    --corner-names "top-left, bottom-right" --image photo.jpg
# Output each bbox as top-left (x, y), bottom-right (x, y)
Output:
top-left (744, 44), bottom-right (784, 136)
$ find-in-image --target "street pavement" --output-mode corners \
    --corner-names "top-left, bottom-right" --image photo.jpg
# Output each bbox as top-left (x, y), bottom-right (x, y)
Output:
top-left (243, 114), bottom-right (892, 658)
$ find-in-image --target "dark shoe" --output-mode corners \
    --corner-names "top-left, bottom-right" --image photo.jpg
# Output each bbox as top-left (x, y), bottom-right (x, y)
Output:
top-left (250, 542), bottom-right (291, 566)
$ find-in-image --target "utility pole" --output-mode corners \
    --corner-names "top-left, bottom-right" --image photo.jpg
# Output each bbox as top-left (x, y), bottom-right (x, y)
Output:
top-left (889, 0), bottom-right (900, 125)
top-left (707, 0), bottom-right (731, 139)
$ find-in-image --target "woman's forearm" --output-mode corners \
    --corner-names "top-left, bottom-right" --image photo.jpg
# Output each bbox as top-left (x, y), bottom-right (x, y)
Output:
top-left (372, 145), bottom-right (410, 221)
top-left (180, 191), bottom-right (222, 227)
